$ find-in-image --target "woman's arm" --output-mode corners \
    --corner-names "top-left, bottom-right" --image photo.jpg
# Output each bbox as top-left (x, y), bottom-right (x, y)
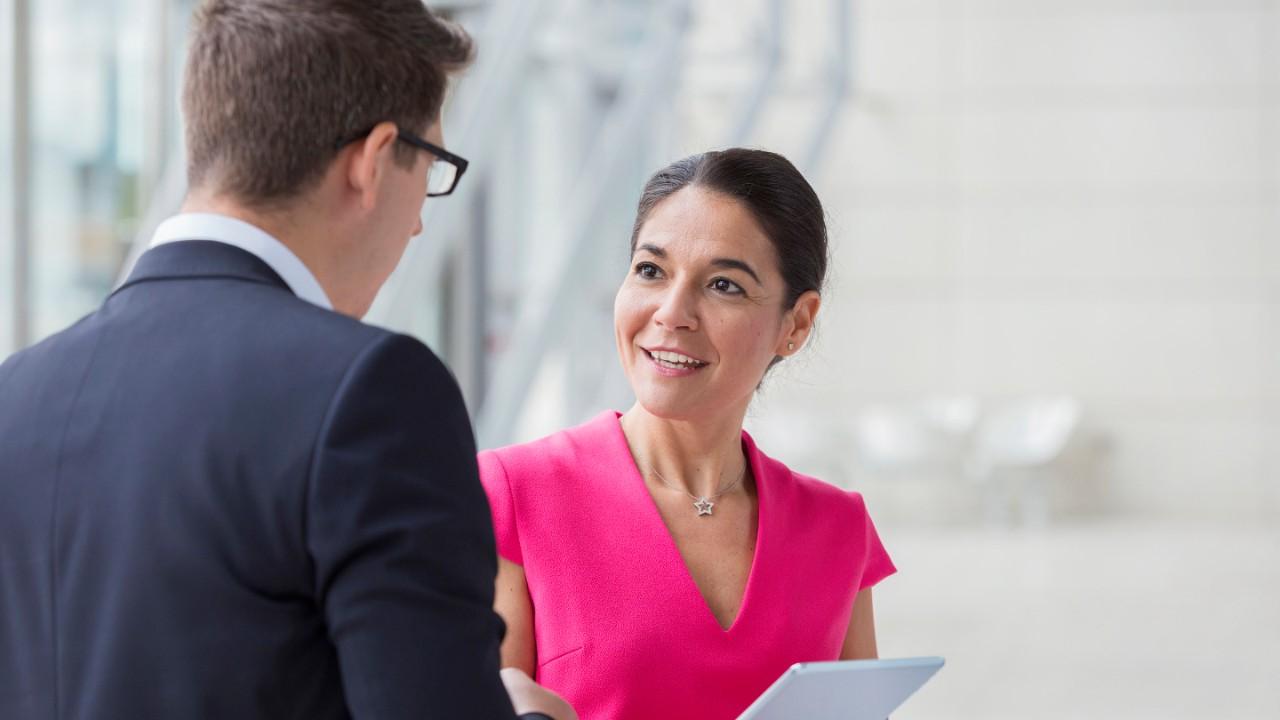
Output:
top-left (839, 588), bottom-right (878, 660)
top-left (495, 557), bottom-right (537, 675)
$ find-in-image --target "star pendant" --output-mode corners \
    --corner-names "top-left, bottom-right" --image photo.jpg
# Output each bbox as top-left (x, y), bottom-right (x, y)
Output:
top-left (694, 497), bottom-right (715, 516)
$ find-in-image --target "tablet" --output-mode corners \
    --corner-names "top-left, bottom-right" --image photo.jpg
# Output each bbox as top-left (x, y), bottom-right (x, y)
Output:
top-left (736, 656), bottom-right (945, 720)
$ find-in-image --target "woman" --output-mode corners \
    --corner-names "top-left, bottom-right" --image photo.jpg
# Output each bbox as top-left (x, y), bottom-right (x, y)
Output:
top-left (479, 148), bottom-right (895, 720)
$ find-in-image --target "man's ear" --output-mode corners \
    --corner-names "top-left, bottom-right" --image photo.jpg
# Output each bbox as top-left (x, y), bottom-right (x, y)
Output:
top-left (344, 121), bottom-right (399, 211)
top-left (777, 290), bottom-right (821, 357)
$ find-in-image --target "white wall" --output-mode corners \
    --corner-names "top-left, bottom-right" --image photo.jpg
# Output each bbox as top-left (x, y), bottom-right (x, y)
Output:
top-left (714, 0), bottom-right (1280, 522)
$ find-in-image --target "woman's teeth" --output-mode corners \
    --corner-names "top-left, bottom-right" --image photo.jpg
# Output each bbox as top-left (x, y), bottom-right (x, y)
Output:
top-left (650, 350), bottom-right (705, 368)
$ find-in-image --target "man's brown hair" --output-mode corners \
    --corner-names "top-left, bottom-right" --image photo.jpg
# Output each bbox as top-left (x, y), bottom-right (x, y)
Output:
top-left (183, 0), bottom-right (473, 207)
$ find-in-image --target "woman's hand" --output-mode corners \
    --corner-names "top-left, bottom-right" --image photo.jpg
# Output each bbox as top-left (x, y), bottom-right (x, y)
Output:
top-left (500, 667), bottom-right (579, 720)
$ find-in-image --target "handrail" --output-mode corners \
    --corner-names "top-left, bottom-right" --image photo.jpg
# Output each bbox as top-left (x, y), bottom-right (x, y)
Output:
top-left (475, 0), bottom-right (693, 448)
top-left (728, 0), bottom-right (784, 147)
top-left (801, 0), bottom-right (852, 176)
top-left (367, 0), bottom-right (547, 331)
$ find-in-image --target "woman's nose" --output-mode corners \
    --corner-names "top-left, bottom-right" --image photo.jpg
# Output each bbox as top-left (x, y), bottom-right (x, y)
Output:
top-left (652, 286), bottom-right (698, 331)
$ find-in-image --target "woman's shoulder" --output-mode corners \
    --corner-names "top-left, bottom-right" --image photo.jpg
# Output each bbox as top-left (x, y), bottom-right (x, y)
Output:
top-left (785, 466), bottom-right (869, 517)
top-left (479, 410), bottom-right (623, 487)
top-left (751, 441), bottom-right (887, 572)
top-left (748, 434), bottom-right (870, 518)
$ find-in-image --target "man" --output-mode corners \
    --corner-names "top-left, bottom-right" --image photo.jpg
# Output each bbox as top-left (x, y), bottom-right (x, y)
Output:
top-left (0, 1), bottom-right (573, 718)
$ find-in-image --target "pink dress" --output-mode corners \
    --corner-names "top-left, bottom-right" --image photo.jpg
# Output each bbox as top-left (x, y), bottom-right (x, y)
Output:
top-left (478, 412), bottom-right (896, 720)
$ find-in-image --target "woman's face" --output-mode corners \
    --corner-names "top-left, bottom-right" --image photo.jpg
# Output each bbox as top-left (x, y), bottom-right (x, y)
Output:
top-left (614, 186), bottom-right (816, 422)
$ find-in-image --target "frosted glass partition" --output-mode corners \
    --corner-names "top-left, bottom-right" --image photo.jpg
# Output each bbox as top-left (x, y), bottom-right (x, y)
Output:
top-left (26, 0), bottom-right (152, 340)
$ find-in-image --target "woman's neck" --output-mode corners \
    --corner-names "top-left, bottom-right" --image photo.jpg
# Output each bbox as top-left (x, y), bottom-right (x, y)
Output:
top-left (619, 404), bottom-right (750, 499)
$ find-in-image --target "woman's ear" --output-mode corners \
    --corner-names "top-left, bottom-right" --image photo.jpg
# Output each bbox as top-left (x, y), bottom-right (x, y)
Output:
top-left (777, 290), bottom-right (821, 357)
top-left (344, 121), bottom-right (399, 211)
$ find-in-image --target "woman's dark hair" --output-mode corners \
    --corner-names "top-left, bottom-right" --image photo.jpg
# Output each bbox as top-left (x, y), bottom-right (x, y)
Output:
top-left (629, 148), bottom-right (828, 310)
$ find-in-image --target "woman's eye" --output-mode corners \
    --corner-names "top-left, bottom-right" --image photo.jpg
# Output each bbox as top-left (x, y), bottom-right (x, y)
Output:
top-left (710, 277), bottom-right (745, 295)
top-left (635, 262), bottom-right (662, 279)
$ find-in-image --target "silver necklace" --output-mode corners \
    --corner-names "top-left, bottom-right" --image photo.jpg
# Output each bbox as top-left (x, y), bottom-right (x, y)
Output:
top-left (650, 464), bottom-right (748, 517)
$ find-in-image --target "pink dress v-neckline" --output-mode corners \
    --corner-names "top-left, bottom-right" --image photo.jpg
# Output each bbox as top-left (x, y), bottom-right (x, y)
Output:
top-left (478, 411), bottom-right (896, 720)
top-left (609, 414), bottom-right (767, 635)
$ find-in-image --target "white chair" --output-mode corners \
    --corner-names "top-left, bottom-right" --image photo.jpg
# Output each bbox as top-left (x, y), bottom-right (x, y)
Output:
top-left (848, 397), bottom-right (982, 524)
top-left (966, 396), bottom-right (1082, 528)
top-left (920, 396), bottom-right (981, 438)
top-left (851, 405), bottom-right (939, 472)
top-left (851, 396), bottom-right (980, 473)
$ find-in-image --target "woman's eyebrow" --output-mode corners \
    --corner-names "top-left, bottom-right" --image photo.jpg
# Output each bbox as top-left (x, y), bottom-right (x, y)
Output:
top-left (711, 258), bottom-right (762, 286)
top-left (636, 243), bottom-right (666, 257)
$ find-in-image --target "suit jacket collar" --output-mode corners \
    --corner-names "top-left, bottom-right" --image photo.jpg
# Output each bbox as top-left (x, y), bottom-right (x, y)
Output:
top-left (113, 240), bottom-right (293, 298)
top-left (145, 214), bottom-right (333, 309)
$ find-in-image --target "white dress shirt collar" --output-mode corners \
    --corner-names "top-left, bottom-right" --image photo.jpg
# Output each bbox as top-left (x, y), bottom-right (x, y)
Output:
top-left (149, 213), bottom-right (334, 311)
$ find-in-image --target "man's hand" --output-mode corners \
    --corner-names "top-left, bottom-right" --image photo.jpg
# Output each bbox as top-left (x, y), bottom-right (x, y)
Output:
top-left (500, 668), bottom-right (578, 720)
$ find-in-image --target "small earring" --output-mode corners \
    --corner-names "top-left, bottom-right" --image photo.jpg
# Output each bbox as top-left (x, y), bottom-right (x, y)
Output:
top-left (787, 342), bottom-right (795, 351)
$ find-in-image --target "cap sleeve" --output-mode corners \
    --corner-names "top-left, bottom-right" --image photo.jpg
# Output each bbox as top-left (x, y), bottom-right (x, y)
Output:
top-left (477, 450), bottom-right (523, 566)
top-left (852, 492), bottom-right (896, 590)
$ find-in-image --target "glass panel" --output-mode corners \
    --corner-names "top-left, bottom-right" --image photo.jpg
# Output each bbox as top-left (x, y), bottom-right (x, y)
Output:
top-left (0, 0), bottom-right (15, 357)
top-left (29, 0), bottom-right (148, 342)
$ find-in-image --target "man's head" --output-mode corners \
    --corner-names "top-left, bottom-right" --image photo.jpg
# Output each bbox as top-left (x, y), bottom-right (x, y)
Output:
top-left (181, 0), bottom-right (473, 316)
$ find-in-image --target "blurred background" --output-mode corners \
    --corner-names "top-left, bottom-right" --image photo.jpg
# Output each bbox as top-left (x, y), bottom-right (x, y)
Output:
top-left (2, 0), bottom-right (1278, 717)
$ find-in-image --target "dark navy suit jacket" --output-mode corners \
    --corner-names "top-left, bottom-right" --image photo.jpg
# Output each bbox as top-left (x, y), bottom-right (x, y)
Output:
top-left (0, 240), bottom-right (517, 719)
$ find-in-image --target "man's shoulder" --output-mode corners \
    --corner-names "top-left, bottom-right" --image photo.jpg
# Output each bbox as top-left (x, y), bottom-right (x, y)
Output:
top-left (227, 285), bottom-right (387, 348)
top-left (178, 280), bottom-right (403, 369)
top-left (0, 309), bottom-right (99, 381)
top-left (235, 301), bottom-right (456, 401)
top-left (1, 291), bottom-right (429, 410)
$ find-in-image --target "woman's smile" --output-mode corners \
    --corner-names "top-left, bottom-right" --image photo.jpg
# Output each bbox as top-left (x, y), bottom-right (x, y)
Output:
top-left (642, 346), bottom-right (711, 377)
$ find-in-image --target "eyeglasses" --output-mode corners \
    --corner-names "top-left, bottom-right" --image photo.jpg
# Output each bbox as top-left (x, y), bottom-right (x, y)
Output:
top-left (335, 127), bottom-right (470, 197)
